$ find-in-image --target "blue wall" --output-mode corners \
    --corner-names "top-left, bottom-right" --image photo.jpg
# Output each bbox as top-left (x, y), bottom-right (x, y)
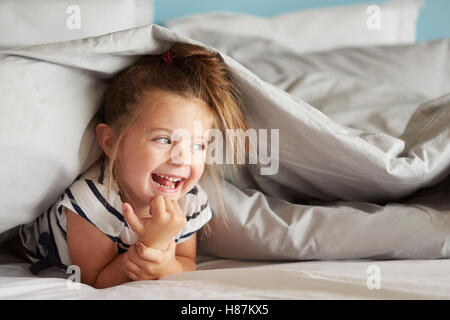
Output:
top-left (154, 0), bottom-right (450, 43)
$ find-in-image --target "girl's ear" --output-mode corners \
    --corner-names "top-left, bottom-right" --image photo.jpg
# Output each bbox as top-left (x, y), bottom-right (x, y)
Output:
top-left (96, 123), bottom-right (114, 157)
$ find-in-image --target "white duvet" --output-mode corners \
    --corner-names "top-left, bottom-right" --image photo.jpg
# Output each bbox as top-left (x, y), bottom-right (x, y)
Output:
top-left (190, 30), bottom-right (450, 262)
top-left (0, 25), bottom-right (449, 299)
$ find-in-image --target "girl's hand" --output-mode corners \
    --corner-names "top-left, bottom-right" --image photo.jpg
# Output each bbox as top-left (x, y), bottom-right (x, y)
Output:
top-left (122, 195), bottom-right (187, 250)
top-left (122, 240), bottom-right (181, 281)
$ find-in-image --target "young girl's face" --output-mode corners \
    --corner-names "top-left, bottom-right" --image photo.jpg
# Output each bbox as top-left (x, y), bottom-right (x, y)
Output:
top-left (116, 90), bottom-right (212, 207)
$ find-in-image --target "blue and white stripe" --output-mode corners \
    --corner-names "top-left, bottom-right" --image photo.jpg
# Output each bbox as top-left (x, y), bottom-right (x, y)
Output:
top-left (19, 161), bottom-right (214, 274)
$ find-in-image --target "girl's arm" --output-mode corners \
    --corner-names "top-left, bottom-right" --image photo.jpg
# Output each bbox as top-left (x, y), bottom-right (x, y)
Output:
top-left (66, 209), bottom-right (130, 288)
top-left (121, 233), bottom-right (197, 281)
top-left (66, 202), bottom-right (197, 287)
top-left (174, 233), bottom-right (197, 272)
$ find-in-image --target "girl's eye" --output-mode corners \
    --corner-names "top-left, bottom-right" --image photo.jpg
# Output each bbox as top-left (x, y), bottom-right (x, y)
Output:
top-left (193, 143), bottom-right (206, 151)
top-left (154, 137), bottom-right (171, 144)
top-left (154, 137), bottom-right (205, 150)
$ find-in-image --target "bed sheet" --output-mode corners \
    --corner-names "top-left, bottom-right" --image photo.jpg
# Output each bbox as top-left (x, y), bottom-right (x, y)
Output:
top-left (0, 253), bottom-right (448, 299)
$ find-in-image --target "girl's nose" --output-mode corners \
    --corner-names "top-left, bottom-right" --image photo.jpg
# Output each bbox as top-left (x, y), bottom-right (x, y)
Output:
top-left (169, 143), bottom-right (190, 167)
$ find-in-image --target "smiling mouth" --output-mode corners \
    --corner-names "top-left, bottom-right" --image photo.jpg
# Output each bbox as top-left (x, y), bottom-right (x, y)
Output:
top-left (151, 173), bottom-right (185, 191)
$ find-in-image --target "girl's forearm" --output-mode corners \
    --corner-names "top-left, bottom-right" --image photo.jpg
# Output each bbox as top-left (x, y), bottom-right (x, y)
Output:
top-left (175, 255), bottom-right (197, 273)
top-left (94, 253), bottom-right (131, 289)
top-left (156, 255), bottom-right (196, 279)
top-left (92, 251), bottom-right (196, 288)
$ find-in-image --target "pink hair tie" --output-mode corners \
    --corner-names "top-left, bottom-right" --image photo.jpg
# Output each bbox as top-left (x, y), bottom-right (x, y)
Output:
top-left (162, 50), bottom-right (174, 66)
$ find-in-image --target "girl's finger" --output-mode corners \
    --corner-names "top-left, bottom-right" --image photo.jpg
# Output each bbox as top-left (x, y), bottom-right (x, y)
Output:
top-left (122, 203), bottom-right (144, 235)
top-left (122, 257), bottom-right (142, 279)
top-left (173, 199), bottom-right (182, 211)
top-left (123, 263), bottom-right (140, 281)
top-left (126, 244), bottom-right (142, 266)
top-left (150, 195), bottom-right (166, 220)
top-left (164, 197), bottom-right (175, 214)
top-left (172, 199), bottom-right (184, 215)
top-left (126, 270), bottom-right (139, 281)
top-left (136, 241), bottom-right (164, 263)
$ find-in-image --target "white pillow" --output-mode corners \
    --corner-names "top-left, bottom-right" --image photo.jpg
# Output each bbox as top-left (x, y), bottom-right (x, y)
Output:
top-left (165, 0), bottom-right (423, 54)
top-left (0, 53), bottom-right (105, 236)
top-left (0, 0), bottom-right (154, 49)
top-left (0, 25), bottom-right (173, 240)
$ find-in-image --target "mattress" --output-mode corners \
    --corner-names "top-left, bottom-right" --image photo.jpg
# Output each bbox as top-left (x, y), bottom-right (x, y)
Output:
top-left (0, 252), bottom-right (449, 299)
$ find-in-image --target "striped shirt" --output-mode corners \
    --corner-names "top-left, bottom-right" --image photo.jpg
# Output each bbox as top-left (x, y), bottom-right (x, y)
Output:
top-left (19, 160), bottom-right (214, 275)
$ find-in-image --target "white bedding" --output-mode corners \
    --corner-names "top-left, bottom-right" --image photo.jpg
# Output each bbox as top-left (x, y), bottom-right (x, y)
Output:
top-left (192, 30), bottom-right (450, 262)
top-left (0, 0), bottom-right (154, 49)
top-left (1, 252), bottom-right (449, 299)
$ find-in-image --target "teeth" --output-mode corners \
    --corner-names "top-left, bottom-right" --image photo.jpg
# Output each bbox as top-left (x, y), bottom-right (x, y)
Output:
top-left (154, 181), bottom-right (176, 189)
top-left (153, 173), bottom-right (184, 190)
top-left (155, 173), bottom-right (182, 182)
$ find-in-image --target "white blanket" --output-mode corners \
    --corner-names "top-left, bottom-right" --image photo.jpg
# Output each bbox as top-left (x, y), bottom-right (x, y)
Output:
top-left (1, 253), bottom-right (449, 299)
top-left (0, 25), bottom-right (449, 263)
top-left (192, 30), bottom-right (450, 261)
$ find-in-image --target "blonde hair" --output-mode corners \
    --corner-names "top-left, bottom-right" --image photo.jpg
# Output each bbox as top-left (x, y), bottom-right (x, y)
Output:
top-left (95, 43), bottom-right (250, 238)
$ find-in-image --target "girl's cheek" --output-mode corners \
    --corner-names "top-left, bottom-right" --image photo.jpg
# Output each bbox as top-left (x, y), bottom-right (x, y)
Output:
top-left (143, 145), bottom-right (169, 160)
top-left (190, 165), bottom-right (205, 183)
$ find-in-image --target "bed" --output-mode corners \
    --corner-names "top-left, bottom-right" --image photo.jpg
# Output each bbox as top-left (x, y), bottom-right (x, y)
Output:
top-left (1, 0), bottom-right (449, 300)
top-left (1, 252), bottom-right (449, 299)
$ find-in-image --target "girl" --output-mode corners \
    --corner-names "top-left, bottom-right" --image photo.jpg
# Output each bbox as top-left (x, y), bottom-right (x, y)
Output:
top-left (8, 43), bottom-right (248, 289)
